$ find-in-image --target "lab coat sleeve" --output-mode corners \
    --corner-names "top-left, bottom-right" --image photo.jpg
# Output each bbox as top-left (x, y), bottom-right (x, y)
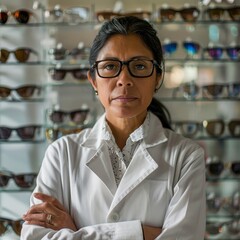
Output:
top-left (20, 141), bottom-right (144, 240)
top-left (21, 220), bottom-right (143, 240)
top-left (157, 147), bottom-right (206, 240)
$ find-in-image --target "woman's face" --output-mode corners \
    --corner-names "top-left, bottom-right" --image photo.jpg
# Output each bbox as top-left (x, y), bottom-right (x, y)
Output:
top-left (88, 34), bottom-right (161, 122)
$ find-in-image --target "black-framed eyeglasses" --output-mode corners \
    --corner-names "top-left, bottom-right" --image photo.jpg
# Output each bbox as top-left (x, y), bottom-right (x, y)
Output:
top-left (91, 59), bottom-right (161, 78)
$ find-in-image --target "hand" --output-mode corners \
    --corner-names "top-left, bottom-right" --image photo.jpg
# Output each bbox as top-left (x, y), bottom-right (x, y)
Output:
top-left (22, 192), bottom-right (77, 231)
top-left (142, 225), bottom-right (162, 240)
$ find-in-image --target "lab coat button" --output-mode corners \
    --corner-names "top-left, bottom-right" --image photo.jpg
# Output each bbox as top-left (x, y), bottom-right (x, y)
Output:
top-left (111, 212), bottom-right (119, 222)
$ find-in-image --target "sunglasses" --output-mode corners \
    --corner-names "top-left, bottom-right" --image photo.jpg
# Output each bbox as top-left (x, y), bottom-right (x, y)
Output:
top-left (48, 68), bottom-right (89, 81)
top-left (0, 85), bottom-right (42, 99)
top-left (206, 220), bottom-right (240, 236)
top-left (49, 109), bottom-right (90, 124)
top-left (0, 170), bottom-right (37, 188)
top-left (48, 47), bottom-right (89, 61)
top-left (0, 48), bottom-right (38, 63)
top-left (159, 7), bottom-right (200, 22)
top-left (205, 6), bottom-right (240, 21)
top-left (202, 83), bottom-right (240, 98)
top-left (203, 46), bottom-right (240, 60)
top-left (64, 7), bottom-right (90, 23)
top-left (0, 9), bottom-right (36, 24)
top-left (173, 83), bottom-right (240, 99)
top-left (173, 119), bottom-right (240, 138)
top-left (162, 41), bottom-right (201, 57)
top-left (45, 127), bottom-right (83, 142)
top-left (0, 217), bottom-right (24, 236)
top-left (0, 125), bottom-right (41, 140)
top-left (207, 161), bottom-right (240, 176)
top-left (207, 192), bottom-right (240, 213)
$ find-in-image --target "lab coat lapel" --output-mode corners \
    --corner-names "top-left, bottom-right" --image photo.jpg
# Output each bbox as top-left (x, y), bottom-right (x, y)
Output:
top-left (109, 144), bottom-right (158, 212)
top-left (86, 144), bottom-right (117, 196)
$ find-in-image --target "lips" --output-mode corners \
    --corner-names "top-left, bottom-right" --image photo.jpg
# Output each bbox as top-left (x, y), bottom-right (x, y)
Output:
top-left (113, 95), bottom-right (138, 103)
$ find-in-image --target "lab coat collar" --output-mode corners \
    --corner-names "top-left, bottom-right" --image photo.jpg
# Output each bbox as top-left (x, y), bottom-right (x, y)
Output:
top-left (81, 112), bottom-right (168, 150)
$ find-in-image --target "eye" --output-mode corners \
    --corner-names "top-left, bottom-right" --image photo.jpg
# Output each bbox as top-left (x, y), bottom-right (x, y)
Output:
top-left (99, 61), bottom-right (119, 71)
top-left (132, 60), bottom-right (149, 70)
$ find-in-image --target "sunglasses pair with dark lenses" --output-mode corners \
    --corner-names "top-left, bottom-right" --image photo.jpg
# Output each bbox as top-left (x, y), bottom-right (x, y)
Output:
top-left (205, 6), bottom-right (240, 21)
top-left (49, 109), bottom-right (89, 124)
top-left (173, 119), bottom-right (240, 138)
top-left (0, 125), bottom-right (41, 140)
top-left (174, 83), bottom-right (240, 99)
top-left (0, 217), bottom-right (24, 236)
top-left (46, 127), bottom-right (83, 141)
top-left (48, 68), bottom-right (89, 81)
top-left (207, 161), bottom-right (240, 176)
top-left (0, 48), bottom-right (38, 63)
top-left (163, 41), bottom-right (200, 56)
top-left (0, 170), bottom-right (37, 188)
top-left (0, 85), bottom-right (41, 99)
top-left (204, 46), bottom-right (240, 60)
top-left (206, 220), bottom-right (240, 236)
top-left (160, 7), bottom-right (200, 22)
top-left (0, 9), bottom-right (35, 24)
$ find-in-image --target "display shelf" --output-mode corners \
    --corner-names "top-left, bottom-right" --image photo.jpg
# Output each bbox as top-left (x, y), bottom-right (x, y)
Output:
top-left (0, 189), bottom-right (35, 193)
top-left (0, 139), bottom-right (46, 144)
top-left (160, 97), bottom-right (240, 102)
top-left (0, 99), bottom-right (45, 103)
top-left (206, 176), bottom-right (240, 182)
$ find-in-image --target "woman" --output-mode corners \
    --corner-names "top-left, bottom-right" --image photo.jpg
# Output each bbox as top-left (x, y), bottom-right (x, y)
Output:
top-left (21, 16), bottom-right (206, 240)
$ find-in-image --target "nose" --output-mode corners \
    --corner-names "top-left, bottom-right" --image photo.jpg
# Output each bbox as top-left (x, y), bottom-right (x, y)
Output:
top-left (116, 65), bottom-right (134, 87)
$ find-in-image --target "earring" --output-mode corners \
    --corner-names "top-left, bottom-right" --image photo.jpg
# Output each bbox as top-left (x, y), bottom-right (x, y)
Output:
top-left (94, 90), bottom-right (98, 95)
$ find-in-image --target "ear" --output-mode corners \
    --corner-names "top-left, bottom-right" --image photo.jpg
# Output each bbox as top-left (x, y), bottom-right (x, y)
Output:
top-left (87, 71), bottom-right (98, 91)
top-left (155, 73), bottom-right (163, 90)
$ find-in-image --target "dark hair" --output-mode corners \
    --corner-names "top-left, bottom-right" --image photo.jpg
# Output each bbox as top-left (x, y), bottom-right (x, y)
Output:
top-left (89, 16), bottom-right (172, 129)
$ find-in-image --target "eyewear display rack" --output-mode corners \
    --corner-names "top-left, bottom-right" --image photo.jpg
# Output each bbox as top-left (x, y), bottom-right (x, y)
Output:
top-left (0, 0), bottom-right (240, 239)
top-left (155, 1), bottom-right (240, 240)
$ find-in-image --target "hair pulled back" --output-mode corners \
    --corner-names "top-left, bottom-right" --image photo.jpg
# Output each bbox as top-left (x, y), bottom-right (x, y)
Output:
top-left (89, 16), bottom-right (172, 129)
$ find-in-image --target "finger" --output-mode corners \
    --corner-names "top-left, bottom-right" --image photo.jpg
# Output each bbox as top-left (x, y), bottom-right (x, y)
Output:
top-left (23, 212), bottom-right (46, 223)
top-left (34, 192), bottom-right (65, 211)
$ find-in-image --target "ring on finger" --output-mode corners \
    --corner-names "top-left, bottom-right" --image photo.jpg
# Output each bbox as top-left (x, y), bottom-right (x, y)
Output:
top-left (46, 213), bottom-right (53, 225)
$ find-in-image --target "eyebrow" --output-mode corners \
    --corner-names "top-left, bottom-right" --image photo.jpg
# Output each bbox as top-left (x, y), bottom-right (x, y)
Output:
top-left (97, 56), bottom-right (153, 61)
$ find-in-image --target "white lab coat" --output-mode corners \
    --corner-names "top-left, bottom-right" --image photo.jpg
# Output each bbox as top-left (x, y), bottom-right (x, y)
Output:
top-left (21, 112), bottom-right (206, 240)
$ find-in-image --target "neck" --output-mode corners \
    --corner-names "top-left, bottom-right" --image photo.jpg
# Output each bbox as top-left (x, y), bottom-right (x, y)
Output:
top-left (106, 112), bottom-right (147, 150)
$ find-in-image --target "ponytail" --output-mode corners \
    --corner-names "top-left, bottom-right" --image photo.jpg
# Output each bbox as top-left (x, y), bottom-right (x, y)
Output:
top-left (148, 98), bottom-right (172, 130)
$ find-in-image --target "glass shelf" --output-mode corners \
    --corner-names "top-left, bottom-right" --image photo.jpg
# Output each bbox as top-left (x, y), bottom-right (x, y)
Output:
top-left (160, 97), bottom-right (240, 102)
top-left (0, 98), bottom-right (45, 103)
top-left (0, 20), bottom-right (239, 28)
top-left (0, 188), bottom-right (34, 193)
top-left (44, 81), bottom-right (90, 87)
top-left (0, 139), bottom-right (46, 144)
top-left (206, 176), bottom-right (240, 182)
top-left (154, 20), bottom-right (240, 25)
